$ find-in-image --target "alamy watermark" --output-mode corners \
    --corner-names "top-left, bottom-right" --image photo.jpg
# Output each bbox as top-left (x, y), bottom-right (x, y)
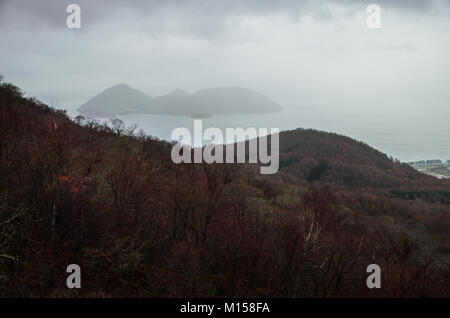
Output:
top-left (64, 263), bottom-right (380, 289)
top-left (66, 264), bottom-right (81, 288)
top-left (65, 4), bottom-right (382, 30)
top-left (66, 4), bottom-right (81, 29)
top-left (366, 4), bottom-right (381, 29)
top-left (366, 264), bottom-right (381, 289)
top-left (170, 120), bottom-right (279, 175)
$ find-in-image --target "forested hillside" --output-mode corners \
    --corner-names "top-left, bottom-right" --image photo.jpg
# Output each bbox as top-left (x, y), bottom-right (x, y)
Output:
top-left (0, 81), bottom-right (449, 297)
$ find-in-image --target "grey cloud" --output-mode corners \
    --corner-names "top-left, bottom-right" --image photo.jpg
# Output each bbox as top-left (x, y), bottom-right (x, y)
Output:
top-left (386, 43), bottom-right (419, 52)
top-left (341, 0), bottom-right (438, 11)
top-left (1, 0), bottom-right (447, 30)
top-left (1, 0), bottom-right (449, 125)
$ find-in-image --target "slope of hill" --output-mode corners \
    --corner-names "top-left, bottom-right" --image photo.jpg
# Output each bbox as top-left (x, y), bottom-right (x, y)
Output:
top-left (150, 88), bottom-right (195, 116)
top-left (78, 84), bottom-right (282, 118)
top-left (77, 83), bottom-right (152, 117)
top-left (276, 128), bottom-right (439, 189)
top-left (1, 80), bottom-right (449, 297)
top-left (152, 88), bottom-right (189, 109)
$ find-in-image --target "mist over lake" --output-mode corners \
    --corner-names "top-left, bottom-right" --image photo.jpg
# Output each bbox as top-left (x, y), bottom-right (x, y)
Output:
top-left (62, 102), bottom-right (450, 163)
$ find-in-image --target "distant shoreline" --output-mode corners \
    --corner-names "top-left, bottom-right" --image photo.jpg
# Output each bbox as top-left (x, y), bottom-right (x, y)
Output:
top-left (408, 160), bottom-right (450, 179)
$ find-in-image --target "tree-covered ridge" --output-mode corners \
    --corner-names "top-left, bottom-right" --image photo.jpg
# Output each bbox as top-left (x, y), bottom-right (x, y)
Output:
top-left (0, 80), bottom-right (449, 297)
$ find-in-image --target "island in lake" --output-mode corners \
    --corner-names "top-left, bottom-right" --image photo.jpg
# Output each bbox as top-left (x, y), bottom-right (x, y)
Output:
top-left (77, 84), bottom-right (282, 118)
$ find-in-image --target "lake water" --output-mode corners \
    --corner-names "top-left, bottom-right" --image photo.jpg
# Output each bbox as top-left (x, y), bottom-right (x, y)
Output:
top-left (63, 104), bottom-right (450, 163)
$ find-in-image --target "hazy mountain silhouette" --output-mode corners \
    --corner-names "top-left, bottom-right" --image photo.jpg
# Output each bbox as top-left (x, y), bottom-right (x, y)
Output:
top-left (77, 84), bottom-right (282, 118)
top-left (77, 83), bottom-right (152, 117)
top-left (187, 87), bottom-right (282, 115)
top-left (151, 88), bottom-right (191, 115)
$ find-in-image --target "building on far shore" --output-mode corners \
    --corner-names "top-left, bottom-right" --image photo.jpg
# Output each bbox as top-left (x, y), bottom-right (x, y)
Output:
top-left (407, 159), bottom-right (450, 178)
top-left (407, 160), bottom-right (425, 166)
top-left (426, 159), bottom-right (442, 165)
top-left (407, 159), bottom-right (449, 168)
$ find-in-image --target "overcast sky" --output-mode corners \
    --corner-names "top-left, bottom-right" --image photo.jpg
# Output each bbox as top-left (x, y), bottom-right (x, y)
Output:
top-left (1, 0), bottom-right (449, 117)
